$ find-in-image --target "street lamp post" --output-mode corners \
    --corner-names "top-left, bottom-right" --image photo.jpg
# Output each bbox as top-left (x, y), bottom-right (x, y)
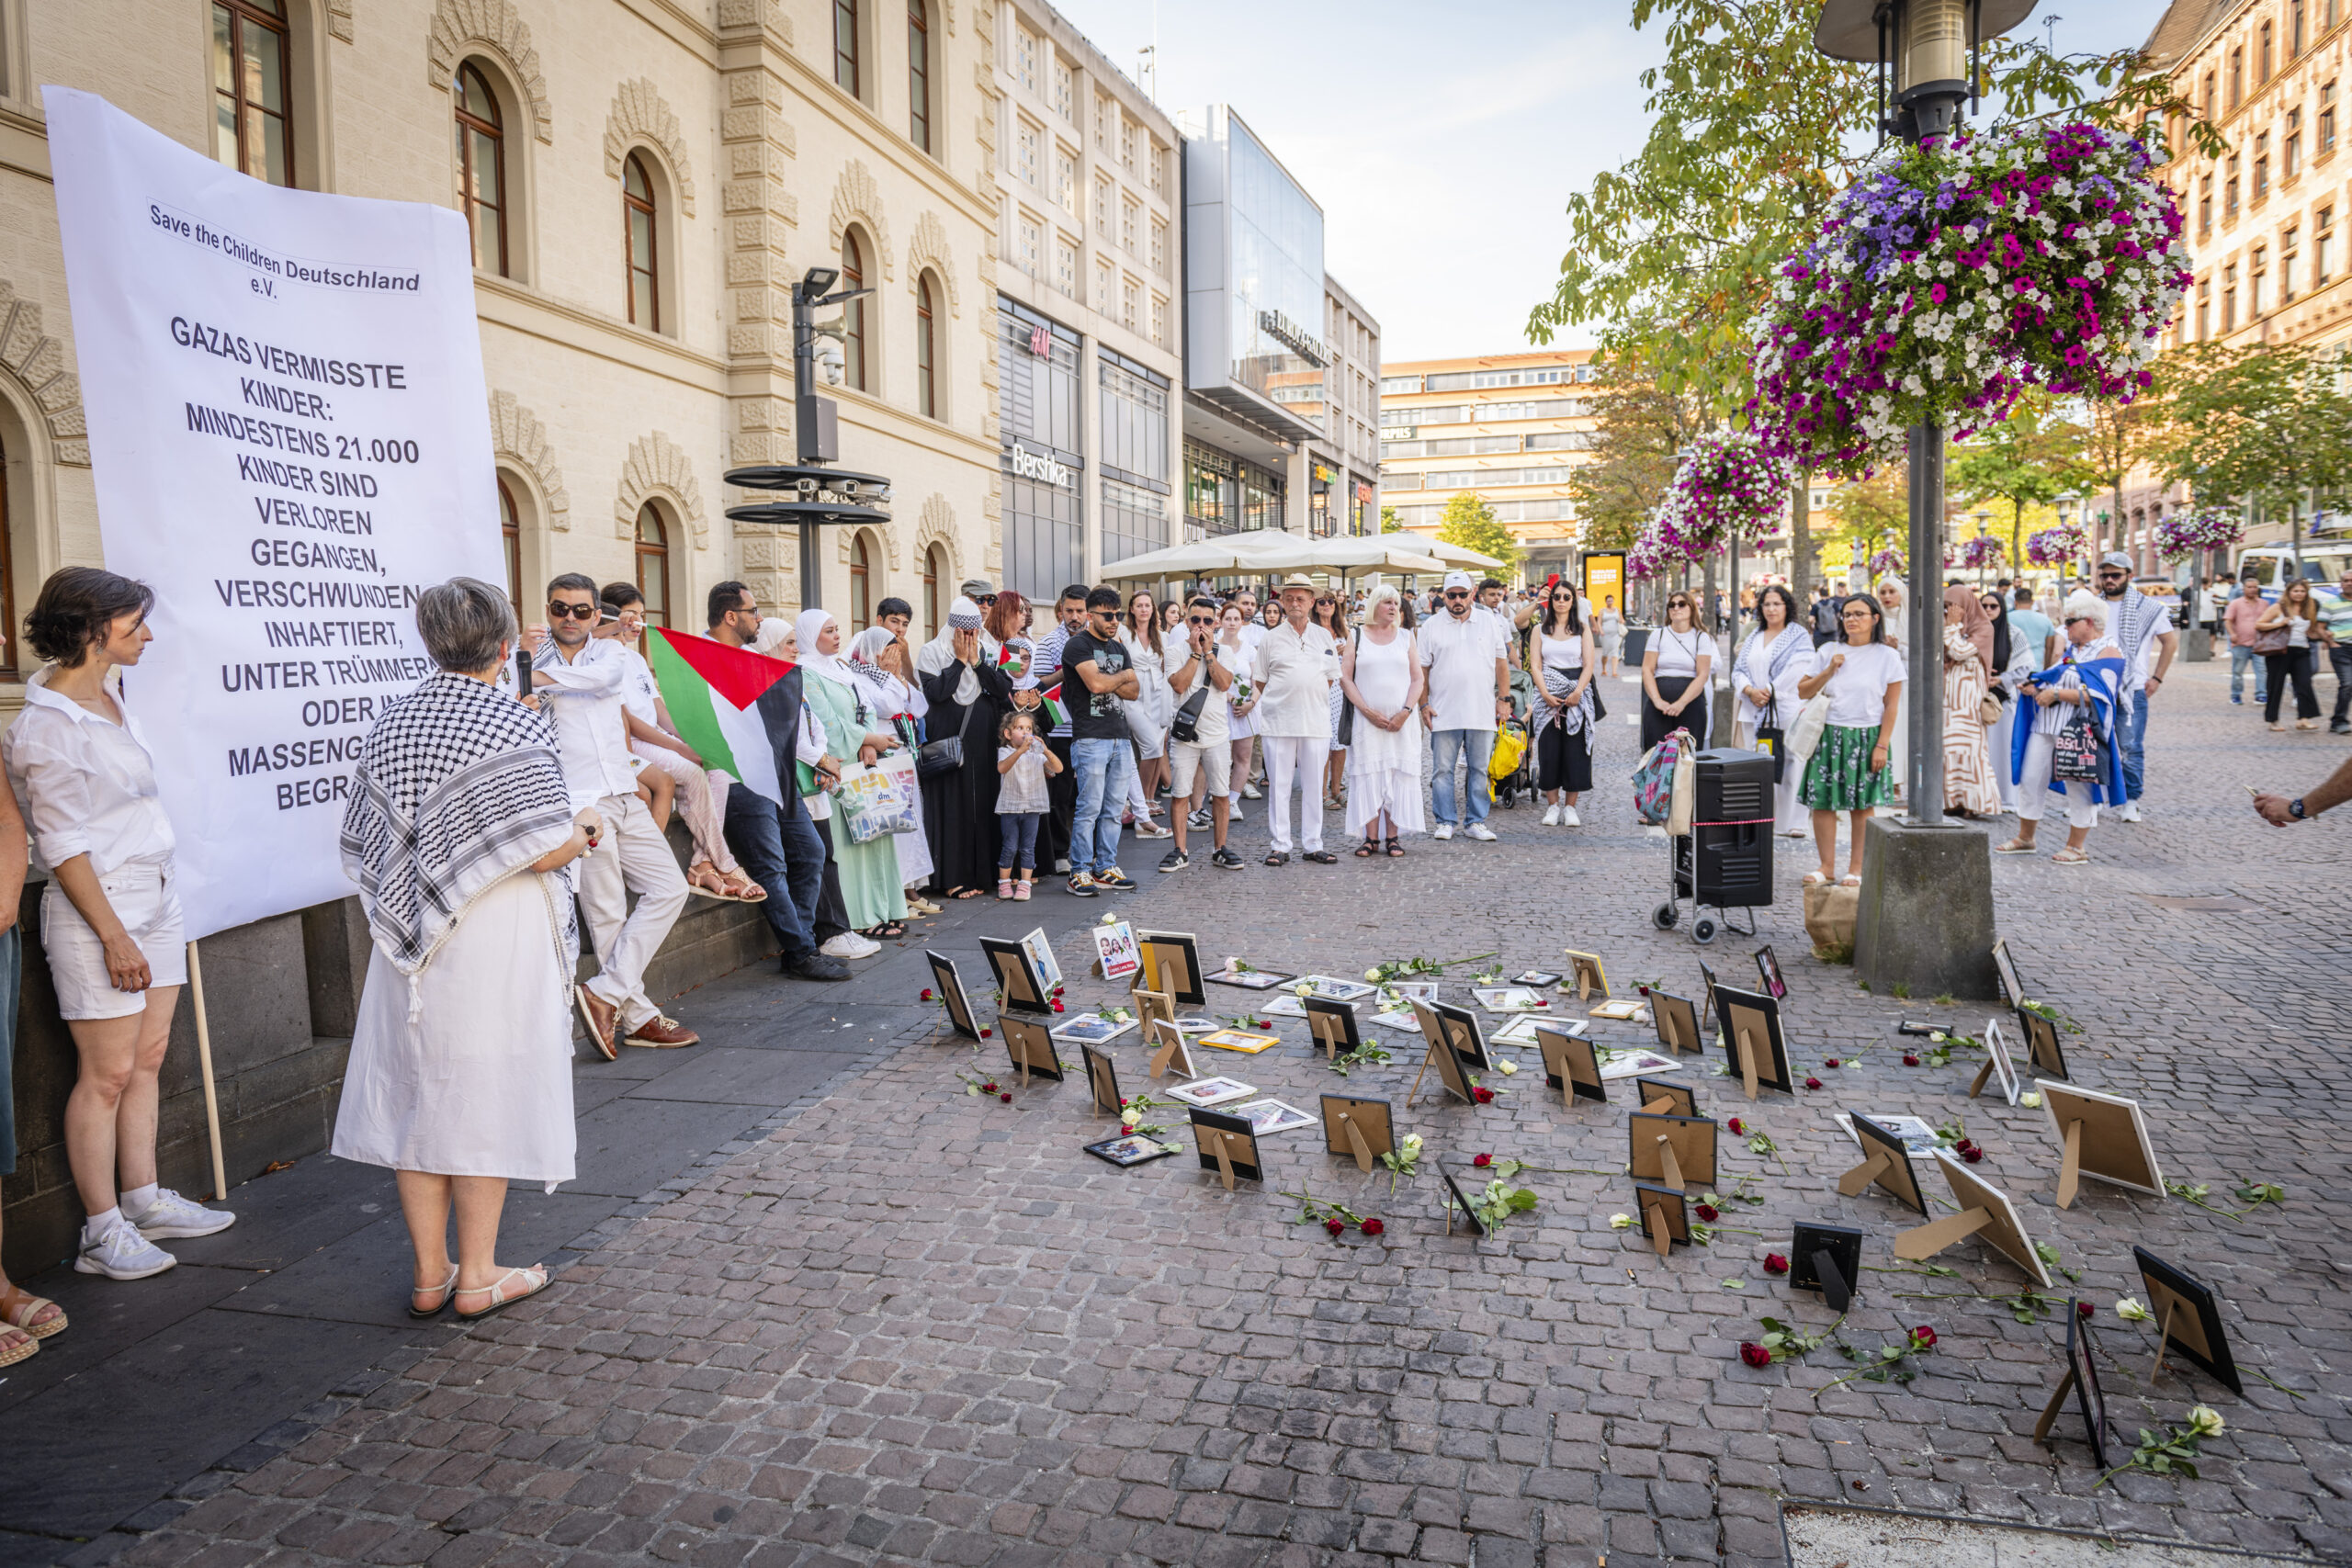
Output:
top-left (1814, 0), bottom-right (2037, 1000)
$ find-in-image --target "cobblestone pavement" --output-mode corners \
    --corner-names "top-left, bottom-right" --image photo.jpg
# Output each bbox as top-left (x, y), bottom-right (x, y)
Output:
top-left (119, 660), bottom-right (2352, 1568)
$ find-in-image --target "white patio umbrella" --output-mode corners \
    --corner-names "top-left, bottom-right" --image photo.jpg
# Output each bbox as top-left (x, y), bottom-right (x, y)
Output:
top-left (1094, 531), bottom-right (1305, 581)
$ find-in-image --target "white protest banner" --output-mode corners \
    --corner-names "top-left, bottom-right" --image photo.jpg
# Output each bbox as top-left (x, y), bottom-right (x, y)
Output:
top-left (46, 88), bottom-right (503, 940)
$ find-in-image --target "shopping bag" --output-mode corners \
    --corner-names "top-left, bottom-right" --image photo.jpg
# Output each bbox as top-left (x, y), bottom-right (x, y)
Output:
top-left (834, 761), bottom-right (919, 843)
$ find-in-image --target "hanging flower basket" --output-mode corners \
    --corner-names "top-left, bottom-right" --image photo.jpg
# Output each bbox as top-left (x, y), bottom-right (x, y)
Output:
top-left (1663, 432), bottom-right (1792, 557)
top-left (2026, 523), bottom-right (2089, 566)
top-left (1869, 547), bottom-right (1906, 578)
top-left (1626, 521), bottom-right (1676, 581)
top-left (2153, 506), bottom-right (2245, 560)
top-left (1745, 119), bottom-right (2190, 476)
top-left (1958, 535), bottom-right (2006, 570)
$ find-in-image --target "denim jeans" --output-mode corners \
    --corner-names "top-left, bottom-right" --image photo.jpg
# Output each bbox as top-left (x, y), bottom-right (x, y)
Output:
top-left (1069, 738), bottom-right (1136, 875)
top-left (2117, 686), bottom-right (2151, 802)
top-left (721, 787), bottom-right (825, 961)
top-left (2230, 643), bottom-right (2268, 703)
top-left (998, 812), bottom-right (1043, 873)
top-left (1430, 728), bottom-right (1496, 828)
top-left (2334, 647), bottom-right (2352, 724)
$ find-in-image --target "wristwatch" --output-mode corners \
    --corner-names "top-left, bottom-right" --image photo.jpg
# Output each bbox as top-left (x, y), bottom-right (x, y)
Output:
top-left (2290, 797), bottom-right (2309, 820)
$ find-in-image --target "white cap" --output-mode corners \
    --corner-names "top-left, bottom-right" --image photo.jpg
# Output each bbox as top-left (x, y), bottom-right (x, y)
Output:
top-left (1442, 570), bottom-right (1475, 592)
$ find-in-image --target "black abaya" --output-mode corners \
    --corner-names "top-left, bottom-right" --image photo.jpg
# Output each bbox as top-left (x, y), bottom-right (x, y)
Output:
top-left (919, 658), bottom-right (1012, 895)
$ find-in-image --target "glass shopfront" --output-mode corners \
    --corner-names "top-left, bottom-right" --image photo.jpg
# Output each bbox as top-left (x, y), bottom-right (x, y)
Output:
top-left (1184, 439), bottom-right (1283, 538)
top-left (1100, 350), bottom-right (1172, 567)
top-left (999, 297), bottom-right (1083, 602)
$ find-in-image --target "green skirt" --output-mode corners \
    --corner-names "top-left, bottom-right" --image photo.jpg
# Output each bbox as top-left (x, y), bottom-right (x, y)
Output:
top-left (1800, 723), bottom-right (1894, 812)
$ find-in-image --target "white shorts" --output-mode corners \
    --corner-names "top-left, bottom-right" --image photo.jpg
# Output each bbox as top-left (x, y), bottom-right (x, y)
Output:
top-left (1168, 739), bottom-right (1231, 799)
top-left (41, 863), bottom-right (187, 1021)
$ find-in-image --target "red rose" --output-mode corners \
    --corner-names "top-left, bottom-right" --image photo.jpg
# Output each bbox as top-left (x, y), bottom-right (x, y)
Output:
top-left (1325, 1217), bottom-right (1345, 1236)
top-left (2076, 1302), bottom-right (2093, 1320)
top-left (1902, 1054), bottom-right (1921, 1066)
top-left (1000, 1092), bottom-right (1012, 1103)
top-left (1473, 1086), bottom-right (1496, 1104)
top-left (921, 988), bottom-right (934, 1001)
top-left (1695, 1203), bottom-right (1719, 1223)
top-left (1360, 1218), bottom-right (1385, 1236)
top-left (1256, 1020), bottom-right (1271, 1030)
top-left (1911, 1325), bottom-right (1938, 1348)
top-left (1473, 1153), bottom-right (1492, 1168)
top-left (1739, 1343), bottom-right (1772, 1369)
top-left (1534, 1000), bottom-right (1548, 1008)
top-left (983, 1081), bottom-right (998, 1093)
top-left (1804, 1077), bottom-right (1823, 1090)
top-left (1959, 1145), bottom-right (1984, 1164)
top-left (1727, 1118), bottom-right (1745, 1135)
top-left (1763, 1253), bottom-right (1789, 1276)
top-left (1824, 1058), bottom-right (1840, 1068)
top-left (980, 1028), bottom-right (992, 1038)
top-left (1052, 1001), bottom-right (1066, 1013)
top-left (1120, 1099), bottom-right (1129, 1109)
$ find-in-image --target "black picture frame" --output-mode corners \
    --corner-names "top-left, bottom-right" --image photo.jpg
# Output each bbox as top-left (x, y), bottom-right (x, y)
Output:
top-left (1319, 1093), bottom-right (1395, 1169)
top-left (1305, 996), bottom-right (1362, 1060)
top-left (1432, 999), bottom-right (1493, 1074)
top-left (2065, 1305), bottom-right (2115, 1469)
top-left (1696, 958), bottom-right (1723, 1021)
top-left (1712, 984), bottom-right (1794, 1094)
top-left (1628, 1111), bottom-right (1717, 1190)
top-left (927, 951), bottom-right (981, 1041)
top-left (1511, 969), bottom-right (1565, 988)
top-left (1135, 930), bottom-right (1208, 1007)
top-left (1437, 1159), bottom-right (1487, 1236)
top-left (1000, 1016), bottom-right (1063, 1082)
top-left (1634, 1181), bottom-right (1688, 1250)
top-left (1084, 1134), bottom-right (1180, 1168)
top-left (1991, 938), bottom-right (2026, 1008)
top-left (1754, 944), bottom-right (1788, 1001)
top-left (1790, 1222), bottom-right (1864, 1310)
top-left (980, 936), bottom-right (1053, 1015)
top-left (1537, 1025), bottom-right (1607, 1104)
top-left (1632, 1077), bottom-right (1695, 1118)
top-left (1189, 1106), bottom-right (1263, 1184)
top-left (2016, 1005), bottom-right (2069, 1079)
top-left (1204, 965), bottom-right (1295, 991)
top-left (1849, 1112), bottom-right (1928, 1215)
top-left (1082, 1043), bottom-right (1120, 1116)
top-left (2132, 1246), bottom-right (2243, 1396)
top-left (1647, 989), bottom-right (1703, 1055)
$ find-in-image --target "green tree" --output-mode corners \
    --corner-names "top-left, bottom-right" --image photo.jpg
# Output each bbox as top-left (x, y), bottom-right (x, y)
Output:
top-left (1824, 466), bottom-right (1907, 585)
top-left (2143, 342), bottom-right (2352, 570)
top-left (1947, 397), bottom-right (2095, 572)
top-left (1525, 0), bottom-right (2219, 592)
top-left (1379, 504), bottom-right (1402, 534)
top-left (1436, 492), bottom-right (1521, 577)
top-left (1565, 345), bottom-right (1708, 557)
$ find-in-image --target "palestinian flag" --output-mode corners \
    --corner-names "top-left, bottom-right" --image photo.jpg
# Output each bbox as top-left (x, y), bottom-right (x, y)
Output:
top-left (647, 627), bottom-right (794, 805)
top-left (1038, 682), bottom-right (1070, 729)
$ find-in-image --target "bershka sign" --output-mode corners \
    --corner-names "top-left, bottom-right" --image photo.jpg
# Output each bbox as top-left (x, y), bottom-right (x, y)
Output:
top-left (1008, 442), bottom-right (1073, 488)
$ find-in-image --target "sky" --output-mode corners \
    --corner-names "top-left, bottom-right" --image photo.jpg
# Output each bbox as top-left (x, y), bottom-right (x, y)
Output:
top-left (1045, 0), bottom-right (2177, 362)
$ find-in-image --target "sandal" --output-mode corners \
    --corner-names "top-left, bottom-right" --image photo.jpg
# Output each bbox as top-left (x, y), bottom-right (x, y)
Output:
top-left (718, 871), bottom-right (767, 902)
top-left (1993, 839), bottom-right (2035, 854)
top-left (408, 1267), bottom-right (459, 1320)
top-left (865, 921), bottom-right (908, 941)
top-left (1264, 851), bottom-right (1290, 867)
top-left (1802, 871), bottom-right (1829, 886)
top-left (453, 1266), bottom-right (550, 1323)
top-left (0, 1286), bottom-right (66, 1340)
top-left (1839, 874), bottom-right (1862, 887)
top-left (908, 896), bottom-right (943, 915)
top-left (1385, 838), bottom-right (1405, 857)
top-left (0, 1326), bottom-right (36, 1370)
top-left (2052, 849), bottom-right (2091, 865)
top-left (1355, 840), bottom-right (1377, 858)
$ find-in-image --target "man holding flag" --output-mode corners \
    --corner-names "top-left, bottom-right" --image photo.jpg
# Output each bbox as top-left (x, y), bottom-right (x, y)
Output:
top-left (654, 582), bottom-right (847, 982)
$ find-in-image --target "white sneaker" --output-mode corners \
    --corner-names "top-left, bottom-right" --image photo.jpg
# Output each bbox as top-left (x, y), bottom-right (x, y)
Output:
top-left (1540, 803), bottom-right (1562, 826)
top-left (1227, 802), bottom-right (1247, 821)
top-left (820, 931), bottom-right (880, 959)
top-left (1432, 824), bottom-right (1454, 840)
top-left (124, 1187), bottom-right (235, 1240)
top-left (77, 1216), bottom-right (177, 1280)
top-left (2115, 800), bottom-right (2143, 822)
top-left (1465, 822), bottom-right (1498, 841)
top-left (1560, 806), bottom-right (1581, 827)
top-left (1242, 784), bottom-right (1263, 800)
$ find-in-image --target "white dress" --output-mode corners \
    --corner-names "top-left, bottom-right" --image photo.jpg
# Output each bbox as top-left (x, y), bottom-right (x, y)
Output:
top-left (1344, 629), bottom-right (1427, 837)
top-left (1220, 637), bottom-right (1258, 741)
top-left (1120, 630), bottom-right (1172, 760)
top-left (331, 868), bottom-right (578, 1188)
top-left (1731, 625), bottom-right (1814, 832)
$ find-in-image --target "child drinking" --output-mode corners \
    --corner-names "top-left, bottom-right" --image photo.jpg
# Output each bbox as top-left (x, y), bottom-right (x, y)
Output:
top-left (996, 708), bottom-right (1060, 899)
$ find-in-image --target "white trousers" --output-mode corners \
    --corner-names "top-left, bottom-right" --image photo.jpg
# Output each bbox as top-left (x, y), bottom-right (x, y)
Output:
top-left (2014, 732), bottom-right (2098, 829)
top-left (632, 741), bottom-right (738, 874)
top-left (576, 793), bottom-right (690, 1029)
top-left (1263, 735), bottom-right (1329, 853)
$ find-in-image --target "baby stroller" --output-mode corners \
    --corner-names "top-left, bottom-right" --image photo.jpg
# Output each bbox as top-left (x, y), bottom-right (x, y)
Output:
top-left (1489, 664), bottom-right (1538, 808)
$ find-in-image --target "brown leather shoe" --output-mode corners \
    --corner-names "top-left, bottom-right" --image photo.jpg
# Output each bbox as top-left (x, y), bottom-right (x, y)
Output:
top-left (575, 985), bottom-right (618, 1061)
top-left (624, 1014), bottom-right (700, 1049)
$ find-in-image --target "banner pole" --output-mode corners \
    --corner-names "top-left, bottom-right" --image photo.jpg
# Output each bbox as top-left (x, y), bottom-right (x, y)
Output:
top-left (186, 939), bottom-right (227, 1203)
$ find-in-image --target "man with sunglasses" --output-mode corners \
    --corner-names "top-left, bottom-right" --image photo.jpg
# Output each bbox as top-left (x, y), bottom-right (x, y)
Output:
top-left (1419, 570), bottom-right (1511, 841)
top-left (530, 574), bottom-right (695, 1055)
top-left (1035, 584), bottom-right (1090, 873)
top-left (1160, 597), bottom-right (1240, 871)
top-left (2096, 551), bottom-right (2176, 823)
top-left (1061, 587), bottom-right (1141, 896)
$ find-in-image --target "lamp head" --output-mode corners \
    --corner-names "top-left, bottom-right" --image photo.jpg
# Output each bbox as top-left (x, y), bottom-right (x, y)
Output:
top-left (1814, 0), bottom-right (2037, 139)
top-left (799, 265), bottom-right (841, 298)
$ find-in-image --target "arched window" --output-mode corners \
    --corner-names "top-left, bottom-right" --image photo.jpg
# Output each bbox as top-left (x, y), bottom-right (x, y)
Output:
top-left (635, 503), bottom-right (671, 628)
top-left (915, 274), bottom-right (937, 419)
top-left (851, 533), bottom-right (873, 633)
top-left (907, 0), bottom-right (932, 152)
top-left (212, 0), bottom-right (293, 186)
top-left (498, 479), bottom-right (522, 610)
top-left (833, 0), bottom-right (861, 96)
top-left (922, 542), bottom-right (941, 639)
top-left (842, 230), bottom-right (868, 390)
top-left (624, 152), bottom-right (659, 331)
top-left (454, 63), bottom-right (508, 276)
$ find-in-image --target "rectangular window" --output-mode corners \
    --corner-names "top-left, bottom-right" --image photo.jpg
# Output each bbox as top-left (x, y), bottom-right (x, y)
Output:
top-left (2325, 82), bottom-right (2338, 150)
top-left (2204, 70), bottom-right (2217, 118)
top-left (1148, 218), bottom-right (1167, 277)
top-left (1016, 217), bottom-right (1040, 280)
top-left (212, 0), bottom-right (294, 186)
top-left (2227, 155), bottom-right (2241, 214)
top-left (2255, 131), bottom-right (2269, 197)
top-left (2197, 276), bottom-right (2211, 339)
top-left (2322, 209), bottom-right (2337, 277)
top-left (2261, 21), bottom-right (2273, 83)
top-left (1148, 141), bottom-right (1165, 196)
top-left (1380, 375), bottom-right (1421, 394)
top-left (1149, 294), bottom-right (1167, 345)
top-left (2224, 263), bottom-right (2239, 329)
top-left (1094, 93), bottom-right (1109, 148)
top-left (1120, 275), bottom-right (1138, 332)
top-left (1094, 256), bottom-right (1112, 312)
top-left (2253, 247), bottom-right (2267, 313)
top-left (2289, 108), bottom-right (2303, 176)
top-left (1120, 193), bottom-right (1138, 254)
top-left (1053, 61), bottom-right (1074, 121)
top-left (2231, 49), bottom-right (2244, 108)
top-left (2199, 174), bottom-right (2213, 234)
top-left (1013, 26), bottom-right (1037, 91)
top-left (1053, 145), bottom-right (1075, 213)
top-left (1055, 236), bottom-right (1077, 296)
top-left (1119, 117), bottom-right (1136, 173)
top-left (1098, 355), bottom-right (1170, 490)
top-left (2295, 0), bottom-right (2307, 55)
top-left (1015, 118), bottom-right (1039, 187)
top-left (834, 0), bottom-right (860, 96)
top-left (1092, 175), bottom-right (1111, 239)
top-left (2285, 230), bottom-right (2300, 298)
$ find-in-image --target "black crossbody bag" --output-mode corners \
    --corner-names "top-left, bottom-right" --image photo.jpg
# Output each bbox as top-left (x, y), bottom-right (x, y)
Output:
top-left (918, 693), bottom-right (977, 777)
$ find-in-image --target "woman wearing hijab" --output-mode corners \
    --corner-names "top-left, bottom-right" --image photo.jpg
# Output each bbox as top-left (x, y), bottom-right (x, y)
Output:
top-left (849, 626), bottom-right (934, 910)
top-left (333, 578), bottom-right (600, 1321)
top-left (916, 596), bottom-right (1013, 899)
top-left (793, 610), bottom-right (910, 940)
top-left (1875, 576), bottom-right (1909, 801)
top-left (1940, 585), bottom-right (2004, 818)
top-left (1980, 590), bottom-right (2020, 813)
top-left (1731, 584), bottom-right (1815, 836)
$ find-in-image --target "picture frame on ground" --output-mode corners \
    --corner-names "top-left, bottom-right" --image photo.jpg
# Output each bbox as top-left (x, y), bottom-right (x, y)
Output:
top-left (1754, 944), bottom-right (1788, 1001)
top-left (1136, 931), bottom-right (1207, 1006)
top-left (1408, 1012), bottom-right (1479, 1108)
top-left (1371, 1009), bottom-right (1420, 1032)
top-left (1489, 1015), bottom-right (1547, 1048)
top-left (1628, 1111), bottom-right (1717, 1190)
top-left (927, 952), bottom-right (982, 1041)
top-left (1091, 919), bottom-right (1141, 983)
top-left (1968, 1016), bottom-right (2021, 1105)
top-left (1587, 998), bottom-right (1643, 1021)
top-left (1166, 1075), bottom-right (1254, 1108)
top-left (1385, 982), bottom-right (1439, 1006)
top-left (1696, 959), bottom-right (1722, 1019)
top-left (1130, 987), bottom-right (1177, 1043)
top-left (1319, 1094), bottom-right (1395, 1172)
top-left (2016, 1005), bottom-right (2069, 1078)
top-left (1472, 987), bottom-right (1546, 1013)
top-left (1200, 1027), bottom-right (1282, 1055)
top-left (1083, 1134), bottom-right (1179, 1168)
top-left (1564, 950), bottom-right (1610, 1000)
top-left (1634, 1181), bottom-right (1688, 1255)
top-left (1438, 1160), bottom-right (1488, 1236)
top-left (1991, 938), bottom-right (2026, 1007)
top-left (1837, 1112), bottom-right (1928, 1214)
top-left (1020, 926), bottom-right (1064, 990)
top-left (1305, 996), bottom-right (1361, 1060)
top-left (1205, 964), bottom-right (1294, 991)
top-left (1790, 1222), bottom-right (1863, 1311)
top-left (980, 936), bottom-right (1053, 1015)
top-left (1050, 1013), bottom-right (1133, 1045)
top-left (1146, 1020), bottom-right (1198, 1080)
top-left (1295, 975), bottom-right (1376, 1003)
top-left (1082, 1043), bottom-right (1120, 1116)
top-left (1189, 1107), bottom-right (1263, 1189)
top-left (1510, 970), bottom-right (1564, 989)
top-left (2132, 1247), bottom-right (2243, 1396)
top-left (1831, 1111), bottom-right (1940, 1156)
top-left (1261, 994), bottom-right (1312, 1019)
top-left (1596, 1047), bottom-right (1683, 1081)
top-left (1645, 988), bottom-right (1702, 1055)
top-left (2038, 1081), bottom-right (2163, 1207)
top-left (1538, 1025), bottom-right (1607, 1104)
top-left (1936, 1151), bottom-right (2052, 1287)
top-left (1429, 999), bottom-right (1494, 1074)
top-left (1227, 1099), bottom-right (1316, 1135)
top-left (1633, 1077), bottom-right (1694, 1118)
top-left (2034, 1304), bottom-right (2115, 1468)
top-left (1000, 1016), bottom-right (1063, 1085)
top-left (1173, 1015), bottom-right (1219, 1033)
top-left (1712, 985), bottom-right (1794, 1100)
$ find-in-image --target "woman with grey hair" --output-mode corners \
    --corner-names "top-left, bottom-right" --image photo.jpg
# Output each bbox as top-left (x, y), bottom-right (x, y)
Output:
top-left (331, 578), bottom-right (603, 1322)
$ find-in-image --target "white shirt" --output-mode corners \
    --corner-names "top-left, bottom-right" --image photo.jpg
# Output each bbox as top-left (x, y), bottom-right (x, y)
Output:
top-left (534, 634), bottom-right (639, 809)
top-left (1168, 641), bottom-right (1232, 747)
top-left (1651, 627), bottom-right (1708, 679)
top-left (615, 645), bottom-right (661, 725)
top-left (1810, 640), bottom-right (1906, 728)
top-left (3, 667), bottom-right (177, 879)
top-left (1418, 608), bottom-right (1506, 732)
top-left (1251, 619), bottom-right (1340, 739)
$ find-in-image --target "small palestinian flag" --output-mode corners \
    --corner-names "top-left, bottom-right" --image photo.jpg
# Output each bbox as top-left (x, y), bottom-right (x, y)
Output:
top-left (647, 627), bottom-right (794, 805)
top-left (1038, 682), bottom-right (1070, 729)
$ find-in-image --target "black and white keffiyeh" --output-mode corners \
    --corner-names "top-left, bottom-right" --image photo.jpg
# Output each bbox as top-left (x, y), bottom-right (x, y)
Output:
top-left (339, 671), bottom-right (578, 976)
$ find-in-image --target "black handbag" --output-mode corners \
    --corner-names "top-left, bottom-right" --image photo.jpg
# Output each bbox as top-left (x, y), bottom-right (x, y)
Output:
top-left (1332, 630), bottom-right (1359, 747)
top-left (1753, 697), bottom-right (1787, 783)
top-left (917, 691), bottom-right (977, 777)
top-left (1169, 681), bottom-right (1215, 744)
